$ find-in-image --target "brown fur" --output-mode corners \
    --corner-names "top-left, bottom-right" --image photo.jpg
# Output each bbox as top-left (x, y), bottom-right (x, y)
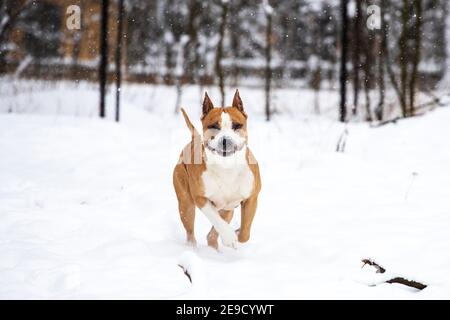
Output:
top-left (173, 90), bottom-right (261, 249)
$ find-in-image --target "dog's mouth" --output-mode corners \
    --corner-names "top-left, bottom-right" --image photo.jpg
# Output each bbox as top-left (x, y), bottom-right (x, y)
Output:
top-left (206, 143), bottom-right (243, 157)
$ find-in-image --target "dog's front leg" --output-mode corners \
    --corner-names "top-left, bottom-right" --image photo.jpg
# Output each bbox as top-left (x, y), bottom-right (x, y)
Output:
top-left (199, 200), bottom-right (238, 249)
top-left (207, 210), bottom-right (234, 249)
top-left (238, 195), bottom-right (258, 243)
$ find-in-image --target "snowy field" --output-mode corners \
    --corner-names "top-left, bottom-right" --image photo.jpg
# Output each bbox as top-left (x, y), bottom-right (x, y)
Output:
top-left (1, 79), bottom-right (450, 299)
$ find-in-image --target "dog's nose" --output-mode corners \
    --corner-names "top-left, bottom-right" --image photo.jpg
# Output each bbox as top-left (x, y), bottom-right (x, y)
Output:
top-left (218, 136), bottom-right (234, 151)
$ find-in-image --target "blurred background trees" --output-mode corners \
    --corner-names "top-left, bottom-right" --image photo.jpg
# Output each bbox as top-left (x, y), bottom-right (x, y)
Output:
top-left (0, 0), bottom-right (448, 121)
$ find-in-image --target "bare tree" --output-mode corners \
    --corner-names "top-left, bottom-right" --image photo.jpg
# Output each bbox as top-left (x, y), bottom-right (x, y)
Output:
top-left (216, 0), bottom-right (229, 107)
top-left (185, 0), bottom-right (201, 82)
top-left (115, 0), bottom-right (124, 122)
top-left (311, 63), bottom-right (322, 115)
top-left (385, 0), bottom-right (424, 119)
top-left (229, 2), bottom-right (241, 87)
top-left (409, 0), bottom-right (423, 116)
top-left (174, 0), bottom-right (201, 114)
top-left (375, 0), bottom-right (386, 121)
top-left (398, 0), bottom-right (409, 117)
top-left (352, 0), bottom-right (363, 116)
top-left (339, 0), bottom-right (348, 122)
top-left (362, 45), bottom-right (373, 121)
top-left (174, 35), bottom-right (189, 114)
top-left (263, 0), bottom-right (273, 121)
top-left (99, 0), bottom-right (109, 118)
top-left (70, 31), bottom-right (81, 77)
top-left (384, 14), bottom-right (404, 118)
top-left (362, 1), bottom-right (373, 122)
top-left (163, 0), bottom-right (176, 84)
top-left (375, 29), bottom-right (385, 121)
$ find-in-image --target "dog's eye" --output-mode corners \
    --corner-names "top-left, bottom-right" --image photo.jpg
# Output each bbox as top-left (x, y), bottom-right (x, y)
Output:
top-left (207, 122), bottom-right (220, 130)
top-left (232, 122), bottom-right (243, 130)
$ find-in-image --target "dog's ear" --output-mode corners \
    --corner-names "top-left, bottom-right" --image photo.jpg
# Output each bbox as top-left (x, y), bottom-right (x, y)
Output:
top-left (202, 92), bottom-right (214, 118)
top-left (232, 89), bottom-right (247, 117)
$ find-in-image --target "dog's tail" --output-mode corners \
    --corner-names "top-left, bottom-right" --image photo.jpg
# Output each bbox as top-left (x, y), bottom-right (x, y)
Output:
top-left (180, 108), bottom-right (201, 138)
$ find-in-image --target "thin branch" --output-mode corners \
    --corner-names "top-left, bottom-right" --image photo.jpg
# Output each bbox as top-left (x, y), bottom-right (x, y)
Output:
top-left (370, 114), bottom-right (425, 128)
top-left (178, 264), bottom-right (192, 283)
top-left (361, 258), bottom-right (386, 273)
top-left (370, 116), bottom-right (399, 127)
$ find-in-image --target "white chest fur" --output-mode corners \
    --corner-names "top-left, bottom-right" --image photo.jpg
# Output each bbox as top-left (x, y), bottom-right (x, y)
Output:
top-left (202, 147), bottom-right (254, 210)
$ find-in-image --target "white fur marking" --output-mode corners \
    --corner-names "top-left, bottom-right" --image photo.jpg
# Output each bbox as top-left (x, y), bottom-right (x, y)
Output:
top-left (221, 112), bottom-right (233, 130)
top-left (203, 147), bottom-right (254, 210)
top-left (201, 202), bottom-right (238, 248)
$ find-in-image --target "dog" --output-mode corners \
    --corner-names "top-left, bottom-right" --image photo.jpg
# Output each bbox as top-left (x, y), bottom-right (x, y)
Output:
top-left (173, 90), bottom-right (261, 249)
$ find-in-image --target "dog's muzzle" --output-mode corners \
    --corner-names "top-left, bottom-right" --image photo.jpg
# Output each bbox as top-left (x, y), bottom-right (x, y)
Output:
top-left (206, 136), bottom-right (243, 157)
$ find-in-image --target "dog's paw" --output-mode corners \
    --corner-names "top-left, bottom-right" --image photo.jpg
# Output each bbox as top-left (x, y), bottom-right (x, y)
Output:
top-left (220, 227), bottom-right (238, 249)
top-left (186, 238), bottom-right (197, 248)
top-left (186, 234), bottom-right (197, 248)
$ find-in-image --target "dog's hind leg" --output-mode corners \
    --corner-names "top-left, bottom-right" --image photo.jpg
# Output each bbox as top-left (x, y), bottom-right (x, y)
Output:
top-left (179, 196), bottom-right (196, 246)
top-left (173, 164), bottom-right (197, 246)
top-left (207, 210), bottom-right (234, 250)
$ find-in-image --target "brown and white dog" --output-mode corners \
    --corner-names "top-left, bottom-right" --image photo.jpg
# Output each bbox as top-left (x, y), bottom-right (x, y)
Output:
top-left (173, 90), bottom-right (261, 249)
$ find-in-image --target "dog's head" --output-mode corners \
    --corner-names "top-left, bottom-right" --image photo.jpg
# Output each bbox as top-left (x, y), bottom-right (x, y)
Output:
top-left (201, 90), bottom-right (248, 157)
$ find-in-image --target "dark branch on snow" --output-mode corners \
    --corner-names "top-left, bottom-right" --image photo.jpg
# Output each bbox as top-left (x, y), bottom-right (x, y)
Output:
top-left (178, 264), bottom-right (192, 284)
top-left (361, 258), bottom-right (427, 290)
top-left (361, 258), bottom-right (386, 273)
top-left (386, 277), bottom-right (427, 290)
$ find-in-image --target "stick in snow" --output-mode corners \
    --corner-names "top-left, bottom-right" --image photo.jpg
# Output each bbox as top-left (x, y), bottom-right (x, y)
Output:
top-left (336, 128), bottom-right (348, 152)
top-left (385, 277), bottom-right (427, 290)
top-left (178, 264), bottom-right (192, 283)
top-left (361, 258), bottom-right (386, 273)
top-left (361, 258), bottom-right (427, 290)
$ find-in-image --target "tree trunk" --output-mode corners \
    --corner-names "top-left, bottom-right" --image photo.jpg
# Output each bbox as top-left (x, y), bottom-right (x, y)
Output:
top-left (383, 0), bottom-right (405, 119)
top-left (398, 0), bottom-right (409, 117)
top-left (363, 5), bottom-right (373, 122)
top-left (339, 0), bottom-right (348, 122)
top-left (375, 31), bottom-right (385, 121)
top-left (409, 0), bottom-right (423, 116)
top-left (115, 0), bottom-right (124, 122)
top-left (175, 77), bottom-right (182, 114)
top-left (352, 0), bottom-right (363, 116)
top-left (163, 0), bottom-right (175, 84)
top-left (174, 37), bottom-right (189, 114)
top-left (174, 0), bottom-right (200, 114)
top-left (311, 68), bottom-right (322, 114)
top-left (216, 1), bottom-right (229, 107)
top-left (375, 0), bottom-right (385, 122)
top-left (186, 0), bottom-right (201, 82)
top-left (265, 5), bottom-right (273, 121)
top-left (229, 3), bottom-right (240, 87)
top-left (99, 0), bottom-right (109, 118)
top-left (71, 32), bottom-right (81, 78)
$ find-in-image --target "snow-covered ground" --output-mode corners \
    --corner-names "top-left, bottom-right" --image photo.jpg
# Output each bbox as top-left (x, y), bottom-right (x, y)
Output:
top-left (1, 80), bottom-right (450, 299)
